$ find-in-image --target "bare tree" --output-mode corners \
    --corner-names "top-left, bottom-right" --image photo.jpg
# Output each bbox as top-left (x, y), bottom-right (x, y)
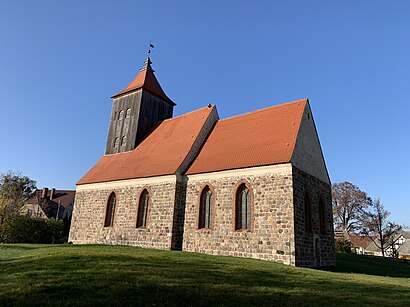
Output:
top-left (360, 198), bottom-right (402, 257)
top-left (332, 182), bottom-right (372, 234)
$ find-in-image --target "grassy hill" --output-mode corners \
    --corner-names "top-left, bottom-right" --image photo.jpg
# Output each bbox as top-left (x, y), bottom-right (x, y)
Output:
top-left (0, 244), bottom-right (409, 306)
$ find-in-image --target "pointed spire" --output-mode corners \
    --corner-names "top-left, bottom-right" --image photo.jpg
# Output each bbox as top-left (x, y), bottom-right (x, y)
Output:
top-left (140, 57), bottom-right (154, 72)
top-left (111, 57), bottom-right (175, 105)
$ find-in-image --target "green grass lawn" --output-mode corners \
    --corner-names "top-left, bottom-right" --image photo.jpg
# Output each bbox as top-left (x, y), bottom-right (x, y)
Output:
top-left (0, 244), bottom-right (409, 306)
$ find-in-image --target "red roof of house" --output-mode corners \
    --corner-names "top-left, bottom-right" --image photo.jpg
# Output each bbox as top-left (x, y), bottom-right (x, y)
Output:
top-left (186, 99), bottom-right (307, 175)
top-left (111, 58), bottom-right (175, 105)
top-left (27, 189), bottom-right (75, 219)
top-left (27, 189), bottom-right (75, 208)
top-left (349, 235), bottom-right (374, 248)
top-left (77, 106), bottom-right (215, 185)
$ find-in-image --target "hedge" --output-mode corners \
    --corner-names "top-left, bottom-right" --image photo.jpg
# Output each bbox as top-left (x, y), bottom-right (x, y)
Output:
top-left (0, 215), bottom-right (65, 244)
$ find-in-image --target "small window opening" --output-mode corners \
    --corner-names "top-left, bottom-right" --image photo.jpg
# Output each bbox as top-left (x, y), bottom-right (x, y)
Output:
top-left (121, 136), bottom-right (127, 146)
top-left (304, 192), bottom-right (312, 232)
top-left (118, 110), bottom-right (124, 120)
top-left (319, 197), bottom-right (326, 234)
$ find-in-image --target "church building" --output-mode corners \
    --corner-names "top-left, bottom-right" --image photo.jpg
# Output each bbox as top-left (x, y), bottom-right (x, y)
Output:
top-left (69, 57), bottom-right (336, 267)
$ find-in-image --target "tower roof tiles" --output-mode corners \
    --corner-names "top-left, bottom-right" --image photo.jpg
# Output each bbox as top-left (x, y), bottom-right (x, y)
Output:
top-left (111, 57), bottom-right (175, 105)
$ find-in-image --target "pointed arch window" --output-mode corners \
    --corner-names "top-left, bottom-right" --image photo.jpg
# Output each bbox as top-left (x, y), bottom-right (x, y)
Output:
top-left (304, 192), bottom-right (312, 232)
top-left (319, 197), bottom-right (326, 234)
top-left (198, 186), bottom-right (213, 229)
top-left (136, 189), bottom-right (149, 228)
top-left (235, 183), bottom-right (252, 231)
top-left (104, 192), bottom-right (116, 227)
top-left (126, 108), bottom-right (131, 118)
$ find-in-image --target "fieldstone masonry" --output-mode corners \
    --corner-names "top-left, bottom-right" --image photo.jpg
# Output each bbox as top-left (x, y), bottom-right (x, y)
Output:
top-left (183, 164), bottom-right (296, 264)
top-left (69, 164), bottom-right (335, 267)
top-left (292, 166), bottom-right (336, 266)
top-left (70, 177), bottom-right (178, 250)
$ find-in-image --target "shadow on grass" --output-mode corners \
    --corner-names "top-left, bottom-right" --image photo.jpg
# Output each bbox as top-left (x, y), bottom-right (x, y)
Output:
top-left (1, 246), bottom-right (409, 306)
top-left (0, 244), bottom-right (45, 251)
top-left (319, 253), bottom-right (410, 278)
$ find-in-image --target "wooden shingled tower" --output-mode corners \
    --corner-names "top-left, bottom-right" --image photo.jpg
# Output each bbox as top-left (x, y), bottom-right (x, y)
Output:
top-left (105, 57), bottom-right (175, 154)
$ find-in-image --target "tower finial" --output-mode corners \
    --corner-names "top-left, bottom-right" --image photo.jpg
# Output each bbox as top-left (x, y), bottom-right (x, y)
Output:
top-left (147, 41), bottom-right (154, 58)
top-left (141, 41), bottom-right (155, 72)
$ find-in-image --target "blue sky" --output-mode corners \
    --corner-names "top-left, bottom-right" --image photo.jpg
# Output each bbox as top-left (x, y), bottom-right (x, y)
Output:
top-left (0, 1), bottom-right (409, 226)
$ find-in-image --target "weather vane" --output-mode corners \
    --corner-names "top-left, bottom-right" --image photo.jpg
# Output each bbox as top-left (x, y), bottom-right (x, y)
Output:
top-left (147, 41), bottom-right (155, 58)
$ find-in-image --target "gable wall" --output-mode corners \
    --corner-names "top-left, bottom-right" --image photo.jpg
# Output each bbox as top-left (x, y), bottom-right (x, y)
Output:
top-left (69, 175), bottom-right (178, 250)
top-left (183, 164), bottom-right (296, 265)
top-left (291, 102), bottom-right (330, 185)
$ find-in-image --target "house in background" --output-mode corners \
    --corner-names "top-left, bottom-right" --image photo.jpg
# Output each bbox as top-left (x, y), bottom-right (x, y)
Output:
top-left (394, 232), bottom-right (410, 260)
top-left (23, 188), bottom-right (75, 222)
top-left (349, 235), bottom-right (374, 255)
top-left (350, 232), bottom-right (410, 259)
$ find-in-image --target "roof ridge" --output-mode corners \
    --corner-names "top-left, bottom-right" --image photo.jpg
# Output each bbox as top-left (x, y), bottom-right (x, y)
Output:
top-left (219, 98), bottom-right (308, 122)
top-left (163, 105), bottom-right (215, 122)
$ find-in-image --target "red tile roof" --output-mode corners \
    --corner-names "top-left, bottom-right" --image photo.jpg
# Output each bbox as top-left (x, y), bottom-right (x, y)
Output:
top-left (186, 99), bottom-right (307, 175)
top-left (111, 59), bottom-right (175, 105)
top-left (27, 189), bottom-right (75, 219)
top-left (77, 106), bottom-right (215, 185)
top-left (349, 235), bottom-right (374, 248)
top-left (27, 189), bottom-right (75, 208)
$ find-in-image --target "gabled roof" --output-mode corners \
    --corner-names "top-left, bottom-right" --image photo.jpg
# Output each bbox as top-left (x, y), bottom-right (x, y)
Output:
top-left (398, 240), bottom-right (410, 256)
top-left (186, 99), bottom-right (307, 175)
top-left (349, 235), bottom-right (374, 248)
top-left (111, 58), bottom-right (175, 105)
top-left (27, 189), bottom-right (75, 208)
top-left (77, 106), bottom-right (216, 185)
top-left (27, 189), bottom-right (75, 219)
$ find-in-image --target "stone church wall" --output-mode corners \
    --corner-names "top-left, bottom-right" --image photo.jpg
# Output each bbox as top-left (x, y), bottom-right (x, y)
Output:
top-left (69, 164), bottom-right (336, 267)
top-left (292, 166), bottom-right (336, 267)
top-left (183, 164), bottom-right (296, 265)
top-left (69, 175), bottom-right (178, 250)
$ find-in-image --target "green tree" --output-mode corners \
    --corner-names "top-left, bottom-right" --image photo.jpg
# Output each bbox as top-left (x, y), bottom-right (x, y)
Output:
top-left (0, 171), bottom-right (36, 229)
top-left (335, 238), bottom-right (353, 253)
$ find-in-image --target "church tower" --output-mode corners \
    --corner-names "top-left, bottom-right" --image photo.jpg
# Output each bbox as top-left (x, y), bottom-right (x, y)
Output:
top-left (105, 57), bottom-right (175, 154)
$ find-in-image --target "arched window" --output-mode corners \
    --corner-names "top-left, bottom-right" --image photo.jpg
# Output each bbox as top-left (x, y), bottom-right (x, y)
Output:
top-left (104, 192), bottom-right (116, 227)
top-left (304, 192), bottom-right (312, 232)
top-left (118, 110), bottom-right (124, 120)
top-left (121, 135), bottom-right (127, 146)
top-left (235, 183), bottom-right (252, 230)
top-left (136, 189), bottom-right (149, 228)
top-left (126, 108), bottom-right (131, 118)
top-left (319, 197), bottom-right (326, 234)
top-left (198, 186), bottom-right (213, 229)
top-left (114, 137), bottom-right (119, 148)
